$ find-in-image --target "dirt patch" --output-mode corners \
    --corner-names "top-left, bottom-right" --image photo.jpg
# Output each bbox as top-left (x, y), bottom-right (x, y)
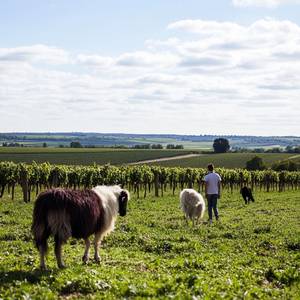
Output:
top-left (128, 154), bottom-right (201, 165)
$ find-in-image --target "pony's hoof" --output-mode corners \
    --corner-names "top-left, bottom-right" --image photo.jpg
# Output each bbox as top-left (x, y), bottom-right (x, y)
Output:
top-left (82, 255), bottom-right (89, 264)
top-left (58, 264), bottom-right (66, 269)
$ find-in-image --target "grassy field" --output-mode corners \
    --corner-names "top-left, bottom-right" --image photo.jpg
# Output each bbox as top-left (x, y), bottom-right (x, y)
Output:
top-left (0, 148), bottom-right (193, 166)
top-left (0, 148), bottom-right (294, 168)
top-left (0, 188), bottom-right (299, 299)
top-left (148, 153), bottom-right (294, 168)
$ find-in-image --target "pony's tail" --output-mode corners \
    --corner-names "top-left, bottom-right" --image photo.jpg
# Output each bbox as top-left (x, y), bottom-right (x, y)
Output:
top-left (31, 193), bottom-right (50, 252)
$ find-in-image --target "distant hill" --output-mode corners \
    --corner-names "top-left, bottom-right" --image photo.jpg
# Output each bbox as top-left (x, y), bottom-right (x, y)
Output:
top-left (0, 132), bottom-right (299, 149)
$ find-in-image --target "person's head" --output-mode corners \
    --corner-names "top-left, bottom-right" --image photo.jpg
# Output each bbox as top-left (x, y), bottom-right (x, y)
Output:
top-left (207, 163), bottom-right (214, 172)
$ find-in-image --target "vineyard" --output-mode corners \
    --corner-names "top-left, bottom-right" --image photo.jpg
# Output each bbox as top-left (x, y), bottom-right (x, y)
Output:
top-left (0, 161), bottom-right (299, 202)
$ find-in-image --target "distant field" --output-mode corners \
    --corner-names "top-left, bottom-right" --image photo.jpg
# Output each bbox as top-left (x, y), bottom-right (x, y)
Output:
top-left (1, 133), bottom-right (300, 149)
top-left (130, 138), bottom-right (213, 150)
top-left (0, 148), bottom-right (193, 165)
top-left (148, 153), bottom-right (294, 168)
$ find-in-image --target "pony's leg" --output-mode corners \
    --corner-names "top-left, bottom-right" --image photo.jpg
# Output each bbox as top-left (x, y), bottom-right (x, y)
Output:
top-left (54, 235), bottom-right (65, 269)
top-left (186, 214), bottom-right (190, 225)
top-left (38, 240), bottom-right (48, 270)
top-left (82, 238), bottom-right (90, 264)
top-left (34, 226), bottom-right (50, 270)
top-left (183, 214), bottom-right (187, 225)
top-left (94, 232), bottom-right (102, 263)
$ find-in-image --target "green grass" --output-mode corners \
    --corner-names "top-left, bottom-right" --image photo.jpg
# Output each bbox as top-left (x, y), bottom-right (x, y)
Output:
top-left (149, 153), bottom-right (294, 168)
top-left (0, 148), bottom-right (192, 166)
top-left (0, 188), bottom-right (299, 299)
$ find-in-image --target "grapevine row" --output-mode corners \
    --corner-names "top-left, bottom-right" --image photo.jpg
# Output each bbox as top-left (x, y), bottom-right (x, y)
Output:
top-left (0, 162), bottom-right (299, 202)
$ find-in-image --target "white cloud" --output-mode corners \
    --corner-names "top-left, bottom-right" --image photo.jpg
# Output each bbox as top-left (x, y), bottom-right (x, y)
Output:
top-left (116, 51), bottom-right (179, 67)
top-left (77, 54), bottom-right (114, 68)
top-left (1, 19), bottom-right (300, 135)
top-left (167, 19), bottom-right (244, 35)
top-left (77, 51), bottom-right (179, 69)
top-left (232, 0), bottom-right (300, 7)
top-left (0, 45), bottom-right (70, 64)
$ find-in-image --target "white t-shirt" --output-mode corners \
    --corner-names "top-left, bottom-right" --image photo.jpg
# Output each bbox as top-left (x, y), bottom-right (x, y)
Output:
top-left (204, 172), bottom-right (221, 195)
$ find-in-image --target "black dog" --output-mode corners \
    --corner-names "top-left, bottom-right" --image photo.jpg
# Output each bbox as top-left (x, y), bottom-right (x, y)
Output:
top-left (240, 186), bottom-right (255, 204)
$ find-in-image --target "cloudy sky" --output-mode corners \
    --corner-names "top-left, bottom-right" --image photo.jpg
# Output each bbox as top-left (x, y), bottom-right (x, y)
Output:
top-left (0, 0), bottom-right (299, 135)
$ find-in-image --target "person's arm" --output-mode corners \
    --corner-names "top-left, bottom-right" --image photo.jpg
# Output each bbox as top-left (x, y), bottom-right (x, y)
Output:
top-left (203, 176), bottom-right (208, 198)
top-left (218, 180), bottom-right (221, 198)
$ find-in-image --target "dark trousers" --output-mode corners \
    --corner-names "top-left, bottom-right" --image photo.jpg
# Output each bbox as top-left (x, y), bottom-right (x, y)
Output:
top-left (207, 194), bottom-right (219, 220)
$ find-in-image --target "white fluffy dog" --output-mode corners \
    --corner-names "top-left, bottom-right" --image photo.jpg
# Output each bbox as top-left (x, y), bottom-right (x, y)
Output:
top-left (180, 189), bottom-right (206, 226)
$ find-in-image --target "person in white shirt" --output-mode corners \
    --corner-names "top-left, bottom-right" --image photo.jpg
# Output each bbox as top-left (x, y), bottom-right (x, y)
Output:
top-left (203, 164), bottom-right (222, 224)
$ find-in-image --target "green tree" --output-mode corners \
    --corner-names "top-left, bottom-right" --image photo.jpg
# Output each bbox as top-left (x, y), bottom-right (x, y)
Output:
top-left (133, 144), bottom-right (150, 149)
top-left (151, 144), bottom-right (163, 149)
top-left (70, 141), bottom-right (83, 148)
top-left (166, 144), bottom-right (175, 149)
top-left (213, 138), bottom-right (230, 153)
top-left (246, 156), bottom-right (266, 170)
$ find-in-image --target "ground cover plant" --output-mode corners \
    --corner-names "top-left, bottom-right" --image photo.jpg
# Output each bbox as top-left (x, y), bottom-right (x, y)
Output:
top-left (0, 188), bottom-right (299, 299)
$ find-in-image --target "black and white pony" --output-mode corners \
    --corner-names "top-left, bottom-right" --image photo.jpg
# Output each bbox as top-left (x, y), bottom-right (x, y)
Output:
top-left (32, 185), bottom-right (129, 269)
